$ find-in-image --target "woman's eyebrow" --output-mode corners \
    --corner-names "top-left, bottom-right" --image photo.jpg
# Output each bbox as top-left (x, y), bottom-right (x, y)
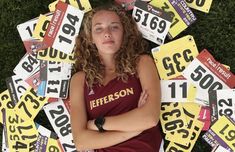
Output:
top-left (93, 22), bottom-right (121, 27)
top-left (93, 23), bottom-right (102, 26)
top-left (111, 22), bottom-right (121, 24)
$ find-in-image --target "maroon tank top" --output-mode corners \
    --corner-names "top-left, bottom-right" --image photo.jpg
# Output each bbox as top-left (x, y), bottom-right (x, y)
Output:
top-left (84, 75), bottom-right (162, 152)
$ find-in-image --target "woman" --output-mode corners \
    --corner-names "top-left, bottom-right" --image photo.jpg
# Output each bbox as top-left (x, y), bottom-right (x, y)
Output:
top-left (70, 3), bottom-right (162, 151)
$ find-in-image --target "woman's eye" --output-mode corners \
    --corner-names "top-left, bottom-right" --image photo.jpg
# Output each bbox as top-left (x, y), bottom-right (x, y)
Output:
top-left (111, 26), bottom-right (119, 30)
top-left (94, 27), bottom-right (102, 32)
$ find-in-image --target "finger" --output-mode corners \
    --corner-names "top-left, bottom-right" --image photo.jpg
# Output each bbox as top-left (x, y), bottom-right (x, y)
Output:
top-left (139, 91), bottom-right (145, 101)
top-left (140, 90), bottom-right (147, 98)
top-left (138, 92), bottom-right (144, 107)
top-left (142, 91), bottom-right (148, 100)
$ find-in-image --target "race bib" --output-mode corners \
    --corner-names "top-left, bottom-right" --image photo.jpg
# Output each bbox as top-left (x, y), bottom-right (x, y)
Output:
top-left (152, 35), bottom-right (198, 80)
top-left (185, 0), bottom-right (213, 13)
top-left (37, 47), bottom-right (75, 63)
top-left (5, 75), bottom-right (30, 104)
top-left (17, 13), bottom-right (53, 53)
top-left (210, 115), bottom-right (235, 151)
top-left (182, 49), bottom-right (235, 105)
top-left (49, 0), bottom-right (92, 13)
top-left (133, 0), bottom-right (172, 45)
top-left (33, 14), bottom-right (52, 41)
top-left (150, 0), bottom-right (196, 38)
top-left (161, 79), bottom-right (195, 102)
top-left (43, 1), bottom-right (84, 54)
top-left (37, 60), bottom-right (71, 98)
top-left (13, 53), bottom-right (40, 80)
top-left (0, 90), bottom-right (15, 124)
top-left (166, 119), bottom-right (204, 152)
top-left (209, 89), bottom-right (235, 125)
top-left (14, 88), bottom-right (48, 121)
top-left (43, 99), bottom-right (76, 152)
top-left (160, 102), bottom-right (187, 133)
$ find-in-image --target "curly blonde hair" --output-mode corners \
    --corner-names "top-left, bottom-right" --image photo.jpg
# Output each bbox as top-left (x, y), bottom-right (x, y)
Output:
top-left (74, 3), bottom-right (148, 88)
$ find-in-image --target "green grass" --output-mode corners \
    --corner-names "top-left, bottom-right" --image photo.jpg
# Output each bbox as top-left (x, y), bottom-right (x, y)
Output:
top-left (0, 0), bottom-right (234, 151)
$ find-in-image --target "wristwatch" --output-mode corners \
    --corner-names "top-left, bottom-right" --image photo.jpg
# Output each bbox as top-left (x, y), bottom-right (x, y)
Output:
top-left (94, 116), bottom-right (106, 132)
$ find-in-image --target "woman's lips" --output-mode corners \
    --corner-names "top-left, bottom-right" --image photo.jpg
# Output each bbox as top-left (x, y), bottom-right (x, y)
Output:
top-left (102, 40), bottom-right (114, 44)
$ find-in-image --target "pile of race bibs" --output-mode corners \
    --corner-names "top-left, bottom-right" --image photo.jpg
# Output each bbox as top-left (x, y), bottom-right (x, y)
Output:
top-left (0, 0), bottom-right (234, 152)
top-left (152, 35), bottom-right (235, 152)
top-left (1, 0), bottom-right (92, 151)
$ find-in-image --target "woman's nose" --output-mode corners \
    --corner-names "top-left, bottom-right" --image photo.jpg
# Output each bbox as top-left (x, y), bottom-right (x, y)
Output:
top-left (104, 28), bottom-right (111, 38)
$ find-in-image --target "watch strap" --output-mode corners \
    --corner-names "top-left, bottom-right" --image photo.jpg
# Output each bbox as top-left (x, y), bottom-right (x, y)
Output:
top-left (94, 116), bottom-right (105, 132)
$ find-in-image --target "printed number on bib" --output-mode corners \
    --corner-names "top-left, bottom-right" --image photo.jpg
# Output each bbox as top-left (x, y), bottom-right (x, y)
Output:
top-left (132, 0), bottom-right (172, 45)
top-left (160, 102), bottom-right (187, 133)
top-left (43, 99), bottom-right (77, 152)
top-left (185, 0), bottom-right (213, 13)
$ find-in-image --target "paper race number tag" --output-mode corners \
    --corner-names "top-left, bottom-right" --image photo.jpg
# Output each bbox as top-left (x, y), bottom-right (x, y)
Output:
top-left (14, 88), bottom-right (48, 121)
top-left (37, 60), bottom-right (71, 98)
top-left (34, 134), bottom-right (48, 152)
top-left (37, 47), bottom-right (75, 63)
top-left (13, 53), bottom-right (40, 80)
top-left (17, 17), bottom-right (39, 53)
top-left (24, 70), bottom-right (41, 91)
top-left (14, 120), bottom-right (38, 151)
top-left (182, 49), bottom-right (235, 106)
top-left (164, 103), bottom-right (201, 146)
top-left (212, 145), bottom-right (230, 152)
top-left (0, 90), bottom-right (15, 124)
top-left (34, 134), bottom-right (63, 152)
top-left (34, 123), bottom-right (63, 151)
top-left (152, 35), bottom-right (198, 80)
top-left (17, 13), bottom-right (53, 53)
top-left (165, 109), bottom-right (194, 146)
top-left (49, 0), bottom-right (92, 13)
top-left (210, 115), bottom-right (235, 151)
top-left (3, 109), bottom-right (28, 152)
top-left (4, 109), bottom-right (39, 152)
top-left (202, 129), bottom-right (220, 148)
top-left (185, 0), bottom-right (213, 13)
top-left (43, 99), bottom-right (76, 152)
top-left (6, 75), bottom-right (30, 104)
top-left (46, 138), bottom-right (63, 152)
top-left (43, 1), bottom-right (84, 54)
top-left (150, 0), bottom-right (196, 39)
top-left (166, 119), bottom-right (204, 152)
top-left (209, 89), bottom-right (235, 125)
top-left (160, 102), bottom-right (187, 133)
top-left (46, 61), bottom-right (71, 79)
top-left (133, 0), bottom-right (172, 45)
top-left (161, 79), bottom-right (192, 102)
top-left (33, 14), bottom-right (52, 41)
top-left (198, 106), bottom-right (211, 130)
top-left (17, 18), bottom-right (37, 41)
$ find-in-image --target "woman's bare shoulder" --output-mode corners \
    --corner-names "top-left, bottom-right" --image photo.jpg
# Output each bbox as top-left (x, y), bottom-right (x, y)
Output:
top-left (137, 54), bottom-right (155, 66)
top-left (136, 54), bottom-right (159, 78)
top-left (71, 71), bottom-right (86, 85)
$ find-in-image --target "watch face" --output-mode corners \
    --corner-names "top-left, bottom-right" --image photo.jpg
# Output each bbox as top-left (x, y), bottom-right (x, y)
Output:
top-left (95, 117), bottom-right (105, 125)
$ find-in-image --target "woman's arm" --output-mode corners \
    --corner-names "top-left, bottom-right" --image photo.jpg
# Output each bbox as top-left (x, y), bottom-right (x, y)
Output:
top-left (70, 72), bottom-right (141, 151)
top-left (87, 55), bottom-right (161, 132)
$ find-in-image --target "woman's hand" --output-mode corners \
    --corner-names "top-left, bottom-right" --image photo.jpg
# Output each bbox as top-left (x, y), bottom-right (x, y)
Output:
top-left (138, 90), bottom-right (148, 107)
top-left (87, 90), bottom-right (148, 131)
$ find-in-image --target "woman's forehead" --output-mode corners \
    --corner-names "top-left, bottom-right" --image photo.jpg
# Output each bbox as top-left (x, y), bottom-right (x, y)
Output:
top-left (92, 10), bottom-right (121, 25)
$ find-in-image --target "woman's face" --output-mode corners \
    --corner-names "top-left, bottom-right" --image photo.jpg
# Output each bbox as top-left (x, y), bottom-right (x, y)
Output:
top-left (91, 10), bottom-right (124, 56)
